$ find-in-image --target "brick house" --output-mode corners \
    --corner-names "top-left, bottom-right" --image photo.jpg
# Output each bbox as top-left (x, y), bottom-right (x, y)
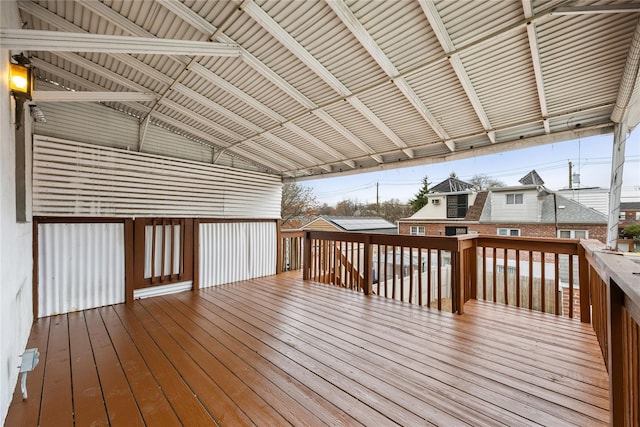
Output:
top-left (398, 171), bottom-right (607, 318)
top-left (398, 170), bottom-right (607, 243)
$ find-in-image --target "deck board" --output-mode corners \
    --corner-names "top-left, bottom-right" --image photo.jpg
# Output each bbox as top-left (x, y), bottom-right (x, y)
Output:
top-left (6, 272), bottom-right (610, 426)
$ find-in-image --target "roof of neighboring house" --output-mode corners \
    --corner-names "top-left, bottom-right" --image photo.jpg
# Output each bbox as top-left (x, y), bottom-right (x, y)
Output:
top-left (304, 216), bottom-right (397, 233)
top-left (621, 202), bottom-right (640, 211)
top-left (480, 191), bottom-right (607, 224)
top-left (546, 195), bottom-right (607, 224)
top-left (429, 177), bottom-right (474, 193)
top-left (519, 170), bottom-right (545, 186)
top-left (464, 191), bottom-right (488, 221)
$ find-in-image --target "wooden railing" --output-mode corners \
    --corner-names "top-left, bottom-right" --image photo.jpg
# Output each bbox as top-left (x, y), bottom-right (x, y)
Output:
top-left (278, 229), bottom-right (305, 273)
top-left (582, 240), bottom-right (640, 426)
top-left (302, 231), bottom-right (471, 313)
top-left (473, 236), bottom-right (587, 319)
top-left (298, 230), bottom-right (639, 424)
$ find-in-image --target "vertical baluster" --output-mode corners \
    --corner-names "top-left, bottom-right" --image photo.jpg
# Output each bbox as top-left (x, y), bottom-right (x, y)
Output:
top-left (376, 243), bottom-right (381, 295)
top-left (528, 251), bottom-right (534, 310)
top-left (492, 247), bottom-right (497, 303)
top-left (541, 252), bottom-right (546, 312)
top-left (481, 246), bottom-right (486, 300)
top-left (400, 246), bottom-right (405, 302)
top-left (427, 249), bottom-right (432, 307)
top-left (418, 248), bottom-right (423, 306)
top-left (409, 247), bottom-right (414, 304)
top-left (554, 253), bottom-right (560, 315)
top-left (151, 219), bottom-right (156, 283)
top-left (503, 248), bottom-right (508, 305)
top-left (569, 254), bottom-right (574, 318)
top-left (383, 244), bottom-right (388, 298)
top-left (437, 250), bottom-right (442, 311)
top-left (515, 250), bottom-right (521, 307)
top-left (392, 246), bottom-right (397, 299)
top-left (350, 242), bottom-right (355, 290)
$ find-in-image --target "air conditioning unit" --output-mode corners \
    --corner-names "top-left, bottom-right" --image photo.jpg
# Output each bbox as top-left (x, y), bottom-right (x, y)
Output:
top-left (431, 199), bottom-right (440, 205)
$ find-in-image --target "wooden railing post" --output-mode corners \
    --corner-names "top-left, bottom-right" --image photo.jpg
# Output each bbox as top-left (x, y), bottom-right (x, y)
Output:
top-left (303, 231), bottom-right (312, 280)
top-left (607, 279), bottom-right (624, 426)
top-left (276, 220), bottom-right (282, 274)
top-left (578, 243), bottom-right (591, 323)
top-left (452, 241), bottom-right (465, 315)
top-left (362, 234), bottom-right (372, 295)
top-left (468, 238), bottom-right (478, 300)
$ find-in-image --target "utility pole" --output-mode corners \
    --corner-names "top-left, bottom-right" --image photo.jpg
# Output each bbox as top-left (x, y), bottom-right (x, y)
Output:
top-left (568, 161), bottom-right (573, 189)
top-left (376, 181), bottom-right (380, 214)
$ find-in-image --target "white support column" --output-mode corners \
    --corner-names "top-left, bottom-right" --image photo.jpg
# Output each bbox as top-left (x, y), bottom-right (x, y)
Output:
top-left (606, 122), bottom-right (628, 249)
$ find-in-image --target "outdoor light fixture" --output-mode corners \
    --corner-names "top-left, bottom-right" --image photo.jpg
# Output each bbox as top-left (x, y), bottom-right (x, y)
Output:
top-left (9, 53), bottom-right (33, 129)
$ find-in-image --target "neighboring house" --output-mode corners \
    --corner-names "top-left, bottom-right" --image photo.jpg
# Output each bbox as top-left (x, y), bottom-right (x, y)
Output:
top-left (398, 177), bottom-right (483, 236)
top-left (620, 202), bottom-right (640, 228)
top-left (303, 216), bottom-right (397, 234)
top-left (398, 171), bottom-right (608, 243)
top-left (557, 187), bottom-right (610, 215)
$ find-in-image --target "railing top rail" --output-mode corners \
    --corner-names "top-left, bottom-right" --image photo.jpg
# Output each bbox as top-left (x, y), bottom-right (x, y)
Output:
top-left (582, 239), bottom-right (640, 325)
top-left (474, 234), bottom-right (580, 255)
top-left (304, 230), bottom-right (460, 251)
top-left (281, 229), bottom-right (305, 238)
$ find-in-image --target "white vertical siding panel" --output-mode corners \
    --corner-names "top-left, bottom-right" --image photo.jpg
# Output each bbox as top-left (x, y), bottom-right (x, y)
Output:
top-left (38, 223), bottom-right (125, 317)
top-left (199, 222), bottom-right (276, 288)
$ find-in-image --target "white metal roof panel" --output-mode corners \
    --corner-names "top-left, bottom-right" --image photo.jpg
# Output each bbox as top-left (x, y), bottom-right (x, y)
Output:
top-left (10, 0), bottom-right (638, 179)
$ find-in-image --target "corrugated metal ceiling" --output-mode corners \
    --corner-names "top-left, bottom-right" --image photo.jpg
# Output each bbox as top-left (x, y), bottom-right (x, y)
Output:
top-left (5, 0), bottom-right (640, 179)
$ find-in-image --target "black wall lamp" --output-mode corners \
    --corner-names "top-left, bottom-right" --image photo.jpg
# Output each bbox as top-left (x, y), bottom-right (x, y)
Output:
top-left (9, 53), bottom-right (33, 129)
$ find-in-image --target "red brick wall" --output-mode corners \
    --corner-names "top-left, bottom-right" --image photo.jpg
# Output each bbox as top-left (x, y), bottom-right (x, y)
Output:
top-left (562, 287), bottom-right (581, 320)
top-left (398, 221), bottom-right (606, 244)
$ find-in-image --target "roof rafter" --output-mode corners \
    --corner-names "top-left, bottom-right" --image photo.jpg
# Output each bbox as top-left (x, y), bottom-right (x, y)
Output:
top-left (32, 91), bottom-right (157, 102)
top-left (159, 0), bottom-right (377, 165)
top-left (78, 0), bottom-right (354, 171)
top-left (326, 0), bottom-right (452, 145)
top-left (0, 28), bottom-right (240, 56)
top-left (419, 0), bottom-right (496, 144)
top-left (242, 0), bottom-right (414, 158)
top-left (522, 0), bottom-right (550, 134)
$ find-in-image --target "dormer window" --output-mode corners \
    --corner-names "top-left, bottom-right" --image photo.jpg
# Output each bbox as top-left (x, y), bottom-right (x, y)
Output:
top-left (506, 193), bottom-right (523, 205)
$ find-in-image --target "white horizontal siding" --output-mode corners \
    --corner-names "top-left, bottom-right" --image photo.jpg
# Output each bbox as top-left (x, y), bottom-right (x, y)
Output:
top-left (199, 222), bottom-right (276, 288)
top-left (33, 136), bottom-right (282, 218)
top-left (38, 222), bottom-right (124, 317)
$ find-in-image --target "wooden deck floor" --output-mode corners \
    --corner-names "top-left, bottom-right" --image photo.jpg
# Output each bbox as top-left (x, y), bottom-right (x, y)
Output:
top-left (6, 272), bottom-right (609, 426)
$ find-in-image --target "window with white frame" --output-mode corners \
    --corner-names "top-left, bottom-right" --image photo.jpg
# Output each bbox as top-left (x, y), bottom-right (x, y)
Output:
top-left (497, 228), bottom-right (520, 236)
top-left (410, 226), bottom-right (425, 236)
top-left (506, 193), bottom-right (523, 205)
top-left (558, 229), bottom-right (588, 239)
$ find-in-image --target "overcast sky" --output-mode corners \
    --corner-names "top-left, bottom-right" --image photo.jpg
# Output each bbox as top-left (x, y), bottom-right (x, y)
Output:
top-left (302, 126), bottom-right (640, 206)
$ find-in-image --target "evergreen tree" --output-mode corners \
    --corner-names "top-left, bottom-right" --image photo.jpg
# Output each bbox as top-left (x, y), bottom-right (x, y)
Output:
top-left (409, 176), bottom-right (431, 213)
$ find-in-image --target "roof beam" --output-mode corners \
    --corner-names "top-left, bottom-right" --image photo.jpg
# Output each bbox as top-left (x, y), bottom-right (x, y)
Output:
top-left (32, 91), bottom-right (158, 102)
top-left (242, 0), bottom-right (412, 156)
top-left (522, 0), bottom-right (550, 134)
top-left (551, 4), bottom-right (640, 15)
top-left (160, 0), bottom-right (366, 167)
top-left (30, 58), bottom-right (151, 115)
top-left (0, 29), bottom-right (241, 56)
top-left (419, 0), bottom-right (496, 143)
top-left (326, 0), bottom-right (451, 142)
top-left (149, 111), bottom-right (286, 172)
